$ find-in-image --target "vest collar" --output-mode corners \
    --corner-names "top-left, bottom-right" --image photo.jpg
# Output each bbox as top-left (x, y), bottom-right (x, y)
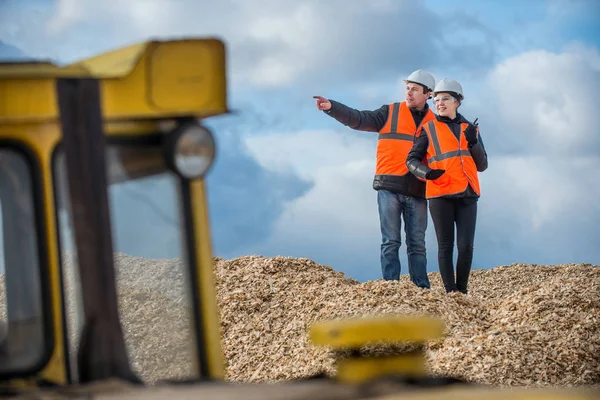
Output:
top-left (436, 112), bottom-right (468, 124)
top-left (408, 102), bottom-right (430, 116)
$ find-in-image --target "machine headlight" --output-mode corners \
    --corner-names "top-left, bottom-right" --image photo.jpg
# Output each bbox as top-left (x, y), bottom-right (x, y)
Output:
top-left (166, 119), bottom-right (216, 179)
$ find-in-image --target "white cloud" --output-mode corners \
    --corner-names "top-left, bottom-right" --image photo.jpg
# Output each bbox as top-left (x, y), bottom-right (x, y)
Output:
top-left (239, 3), bottom-right (319, 86)
top-left (244, 129), bottom-right (376, 179)
top-left (546, 0), bottom-right (595, 17)
top-left (244, 130), bottom-right (377, 230)
top-left (46, 0), bottom-right (85, 35)
top-left (1, 0), bottom-right (487, 90)
top-left (479, 155), bottom-right (600, 231)
top-left (46, 0), bottom-right (179, 36)
top-left (243, 129), bottom-right (387, 278)
top-left (470, 44), bottom-right (600, 230)
top-left (248, 56), bottom-right (300, 87)
top-left (268, 160), bottom-right (378, 242)
top-left (485, 45), bottom-right (600, 156)
top-left (246, 4), bottom-right (316, 49)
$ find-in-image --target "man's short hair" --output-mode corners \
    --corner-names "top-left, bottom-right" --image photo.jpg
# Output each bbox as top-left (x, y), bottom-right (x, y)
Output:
top-left (408, 81), bottom-right (430, 95)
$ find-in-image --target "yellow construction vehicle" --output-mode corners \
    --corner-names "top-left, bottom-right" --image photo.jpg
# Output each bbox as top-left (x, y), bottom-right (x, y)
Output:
top-left (0, 38), bottom-right (596, 399)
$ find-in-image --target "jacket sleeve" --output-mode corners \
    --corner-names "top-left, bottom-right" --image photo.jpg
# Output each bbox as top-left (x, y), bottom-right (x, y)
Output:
top-left (324, 100), bottom-right (388, 132)
top-left (406, 127), bottom-right (432, 180)
top-left (469, 133), bottom-right (488, 172)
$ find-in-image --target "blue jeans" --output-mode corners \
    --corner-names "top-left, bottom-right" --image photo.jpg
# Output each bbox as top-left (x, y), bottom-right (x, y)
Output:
top-left (377, 190), bottom-right (430, 288)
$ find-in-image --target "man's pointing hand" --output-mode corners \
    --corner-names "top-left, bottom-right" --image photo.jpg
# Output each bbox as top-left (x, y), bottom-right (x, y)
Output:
top-left (313, 96), bottom-right (332, 111)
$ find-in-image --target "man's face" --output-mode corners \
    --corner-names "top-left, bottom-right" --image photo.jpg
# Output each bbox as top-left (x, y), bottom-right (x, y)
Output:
top-left (405, 82), bottom-right (429, 108)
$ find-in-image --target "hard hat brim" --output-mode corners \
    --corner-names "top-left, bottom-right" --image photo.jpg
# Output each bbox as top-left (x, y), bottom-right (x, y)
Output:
top-left (404, 80), bottom-right (432, 91)
top-left (433, 91), bottom-right (463, 101)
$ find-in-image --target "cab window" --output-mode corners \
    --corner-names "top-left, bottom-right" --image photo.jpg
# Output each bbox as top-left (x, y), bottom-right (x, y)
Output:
top-left (54, 140), bottom-right (196, 384)
top-left (0, 148), bottom-right (45, 375)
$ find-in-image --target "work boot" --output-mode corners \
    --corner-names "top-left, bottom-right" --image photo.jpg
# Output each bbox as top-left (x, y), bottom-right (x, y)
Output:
top-left (457, 285), bottom-right (468, 295)
top-left (444, 284), bottom-right (458, 293)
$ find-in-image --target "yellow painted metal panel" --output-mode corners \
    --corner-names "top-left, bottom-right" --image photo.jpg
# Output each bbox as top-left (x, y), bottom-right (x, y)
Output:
top-left (0, 124), bottom-right (68, 384)
top-left (0, 38), bottom-right (228, 123)
top-left (66, 42), bottom-right (149, 78)
top-left (0, 79), bottom-right (58, 123)
top-left (336, 353), bottom-right (426, 383)
top-left (148, 40), bottom-right (226, 111)
top-left (0, 61), bottom-right (88, 79)
top-left (189, 179), bottom-right (225, 379)
top-left (98, 39), bottom-right (227, 119)
top-left (309, 315), bottom-right (444, 349)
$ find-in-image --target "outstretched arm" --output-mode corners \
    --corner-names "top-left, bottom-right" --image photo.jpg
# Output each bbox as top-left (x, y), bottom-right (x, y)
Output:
top-left (313, 96), bottom-right (388, 132)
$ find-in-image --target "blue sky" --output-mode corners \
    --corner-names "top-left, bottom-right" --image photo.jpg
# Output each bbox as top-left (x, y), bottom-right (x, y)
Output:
top-left (1, 0), bottom-right (599, 282)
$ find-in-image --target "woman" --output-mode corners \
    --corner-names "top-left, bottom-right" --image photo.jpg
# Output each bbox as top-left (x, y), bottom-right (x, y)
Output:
top-left (406, 78), bottom-right (488, 294)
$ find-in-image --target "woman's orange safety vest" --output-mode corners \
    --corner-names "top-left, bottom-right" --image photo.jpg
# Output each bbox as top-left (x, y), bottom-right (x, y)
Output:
top-left (376, 102), bottom-right (435, 177)
top-left (421, 119), bottom-right (481, 199)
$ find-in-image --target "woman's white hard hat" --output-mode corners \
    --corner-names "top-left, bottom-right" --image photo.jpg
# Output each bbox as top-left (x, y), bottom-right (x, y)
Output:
top-left (433, 78), bottom-right (464, 100)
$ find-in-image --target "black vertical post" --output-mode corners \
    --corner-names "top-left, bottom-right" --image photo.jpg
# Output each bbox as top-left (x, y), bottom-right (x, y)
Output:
top-left (55, 78), bottom-right (140, 384)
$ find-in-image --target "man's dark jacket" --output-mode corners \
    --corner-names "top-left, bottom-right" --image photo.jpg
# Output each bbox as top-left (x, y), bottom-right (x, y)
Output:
top-left (324, 99), bottom-right (431, 198)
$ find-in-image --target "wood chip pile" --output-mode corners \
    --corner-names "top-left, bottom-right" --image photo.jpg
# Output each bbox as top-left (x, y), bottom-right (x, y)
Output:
top-left (212, 256), bottom-right (600, 388)
top-left (1, 254), bottom-right (599, 390)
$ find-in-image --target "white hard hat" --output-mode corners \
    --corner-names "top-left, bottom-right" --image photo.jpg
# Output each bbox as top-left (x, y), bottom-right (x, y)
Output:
top-left (404, 69), bottom-right (435, 92)
top-left (433, 78), bottom-right (464, 100)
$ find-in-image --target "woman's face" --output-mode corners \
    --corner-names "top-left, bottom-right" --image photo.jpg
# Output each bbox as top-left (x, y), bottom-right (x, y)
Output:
top-left (434, 92), bottom-right (459, 117)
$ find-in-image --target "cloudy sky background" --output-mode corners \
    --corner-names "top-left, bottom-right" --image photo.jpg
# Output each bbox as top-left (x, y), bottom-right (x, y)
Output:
top-left (1, 0), bottom-right (599, 282)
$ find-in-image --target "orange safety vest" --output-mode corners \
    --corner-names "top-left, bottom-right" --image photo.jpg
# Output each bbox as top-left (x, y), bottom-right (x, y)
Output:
top-left (376, 102), bottom-right (435, 177)
top-left (421, 119), bottom-right (481, 199)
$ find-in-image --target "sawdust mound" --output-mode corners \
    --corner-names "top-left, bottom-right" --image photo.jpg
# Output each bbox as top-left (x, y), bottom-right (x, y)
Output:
top-left (212, 256), bottom-right (600, 387)
top-left (1, 254), bottom-right (599, 389)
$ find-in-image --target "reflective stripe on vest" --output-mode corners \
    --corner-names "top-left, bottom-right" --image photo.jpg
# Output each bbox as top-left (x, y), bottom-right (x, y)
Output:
top-left (375, 102), bottom-right (435, 176)
top-left (423, 120), bottom-right (481, 198)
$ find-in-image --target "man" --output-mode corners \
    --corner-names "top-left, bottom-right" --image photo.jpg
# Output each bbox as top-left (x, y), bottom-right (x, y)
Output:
top-left (313, 70), bottom-right (436, 288)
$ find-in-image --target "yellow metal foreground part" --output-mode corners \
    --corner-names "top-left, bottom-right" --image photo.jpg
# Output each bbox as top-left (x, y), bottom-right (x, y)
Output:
top-left (309, 315), bottom-right (444, 384)
top-left (336, 353), bottom-right (426, 383)
top-left (0, 38), bottom-right (228, 126)
top-left (309, 315), bottom-right (444, 349)
top-left (189, 179), bottom-right (225, 379)
top-left (0, 124), bottom-right (66, 385)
